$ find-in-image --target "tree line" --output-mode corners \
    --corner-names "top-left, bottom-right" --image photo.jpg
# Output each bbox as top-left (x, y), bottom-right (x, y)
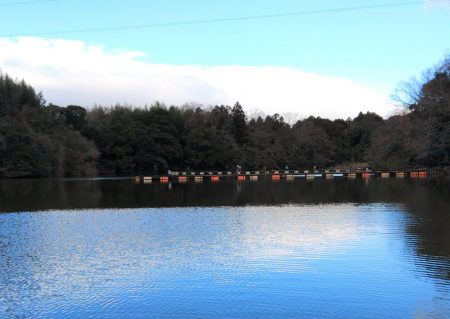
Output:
top-left (0, 57), bottom-right (448, 178)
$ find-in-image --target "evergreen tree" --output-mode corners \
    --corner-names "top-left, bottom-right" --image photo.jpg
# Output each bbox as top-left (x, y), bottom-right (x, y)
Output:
top-left (231, 102), bottom-right (248, 144)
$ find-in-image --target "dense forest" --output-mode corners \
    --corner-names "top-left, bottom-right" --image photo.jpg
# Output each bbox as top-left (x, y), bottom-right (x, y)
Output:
top-left (0, 57), bottom-right (448, 178)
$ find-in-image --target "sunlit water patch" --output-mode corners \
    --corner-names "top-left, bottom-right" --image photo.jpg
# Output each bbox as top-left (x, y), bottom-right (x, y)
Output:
top-left (1, 204), bottom-right (449, 319)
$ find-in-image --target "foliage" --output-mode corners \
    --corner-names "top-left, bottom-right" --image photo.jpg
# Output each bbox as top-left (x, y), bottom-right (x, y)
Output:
top-left (370, 55), bottom-right (449, 169)
top-left (0, 55), bottom-right (448, 177)
top-left (0, 74), bottom-right (98, 178)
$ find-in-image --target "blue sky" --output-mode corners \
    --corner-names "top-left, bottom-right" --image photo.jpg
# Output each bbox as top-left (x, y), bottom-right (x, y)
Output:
top-left (0, 0), bottom-right (449, 118)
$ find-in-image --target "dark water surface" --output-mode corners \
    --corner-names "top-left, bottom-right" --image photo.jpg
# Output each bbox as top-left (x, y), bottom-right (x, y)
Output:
top-left (0, 178), bottom-right (449, 318)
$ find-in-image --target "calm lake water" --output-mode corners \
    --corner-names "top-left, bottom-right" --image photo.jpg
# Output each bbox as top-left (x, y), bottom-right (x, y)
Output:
top-left (0, 178), bottom-right (449, 318)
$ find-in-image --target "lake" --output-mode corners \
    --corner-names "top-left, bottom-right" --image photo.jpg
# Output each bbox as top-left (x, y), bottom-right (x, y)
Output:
top-left (0, 178), bottom-right (449, 318)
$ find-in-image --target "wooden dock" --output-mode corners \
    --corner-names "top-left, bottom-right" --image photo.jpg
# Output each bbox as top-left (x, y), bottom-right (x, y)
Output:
top-left (134, 169), bottom-right (434, 184)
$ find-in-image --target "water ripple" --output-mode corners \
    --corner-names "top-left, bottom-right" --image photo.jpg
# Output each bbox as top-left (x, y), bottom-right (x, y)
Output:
top-left (0, 204), bottom-right (449, 318)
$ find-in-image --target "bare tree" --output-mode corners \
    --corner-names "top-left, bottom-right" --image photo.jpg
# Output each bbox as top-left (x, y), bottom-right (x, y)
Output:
top-left (391, 52), bottom-right (449, 109)
top-left (391, 69), bottom-right (434, 108)
top-left (281, 112), bottom-right (301, 126)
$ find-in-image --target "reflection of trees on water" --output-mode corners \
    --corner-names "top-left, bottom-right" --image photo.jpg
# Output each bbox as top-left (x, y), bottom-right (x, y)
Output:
top-left (1, 178), bottom-right (449, 283)
top-left (358, 178), bottom-right (449, 283)
top-left (401, 180), bottom-right (450, 282)
top-left (0, 179), bottom-right (104, 212)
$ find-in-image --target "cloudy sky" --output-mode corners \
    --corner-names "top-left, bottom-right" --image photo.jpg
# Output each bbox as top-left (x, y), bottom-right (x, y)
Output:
top-left (0, 0), bottom-right (449, 119)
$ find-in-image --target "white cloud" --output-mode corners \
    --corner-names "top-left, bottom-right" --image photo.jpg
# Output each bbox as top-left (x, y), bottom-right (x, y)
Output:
top-left (424, 0), bottom-right (450, 9)
top-left (0, 37), bottom-right (393, 119)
